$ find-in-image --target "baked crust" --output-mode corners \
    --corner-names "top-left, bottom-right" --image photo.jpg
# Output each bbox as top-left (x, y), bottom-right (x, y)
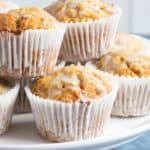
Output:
top-left (46, 0), bottom-right (118, 23)
top-left (32, 65), bottom-right (111, 102)
top-left (0, 7), bottom-right (59, 33)
top-left (96, 51), bottom-right (150, 77)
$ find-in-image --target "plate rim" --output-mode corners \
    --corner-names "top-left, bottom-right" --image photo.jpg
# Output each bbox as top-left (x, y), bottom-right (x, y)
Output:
top-left (0, 114), bottom-right (149, 149)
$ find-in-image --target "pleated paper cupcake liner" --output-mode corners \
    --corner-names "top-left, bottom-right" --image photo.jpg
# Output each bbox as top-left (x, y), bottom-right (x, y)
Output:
top-left (15, 62), bottom-right (66, 113)
top-left (111, 76), bottom-right (150, 117)
top-left (0, 26), bottom-right (66, 78)
top-left (59, 7), bottom-right (121, 62)
top-left (97, 70), bottom-right (150, 117)
top-left (25, 81), bottom-right (118, 142)
top-left (15, 78), bottom-right (31, 113)
top-left (0, 83), bottom-right (20, 134)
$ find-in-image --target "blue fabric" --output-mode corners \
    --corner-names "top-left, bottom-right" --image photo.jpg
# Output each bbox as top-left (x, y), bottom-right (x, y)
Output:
top-left (113, 132), bottom-right (150, 150)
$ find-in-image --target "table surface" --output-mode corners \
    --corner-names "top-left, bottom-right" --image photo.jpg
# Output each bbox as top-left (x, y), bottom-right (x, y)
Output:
top-left (113, 132), bottom-right (150, 150)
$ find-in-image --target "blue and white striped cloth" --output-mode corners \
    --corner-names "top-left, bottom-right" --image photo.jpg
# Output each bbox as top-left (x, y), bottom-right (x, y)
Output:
top-left (113, 132), bottom-right (150, 150)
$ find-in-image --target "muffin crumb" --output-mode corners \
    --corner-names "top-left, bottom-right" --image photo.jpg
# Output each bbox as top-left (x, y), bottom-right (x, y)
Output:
top-left (32, 65), bottom-right (112, 102)
top-left (0, 7), bottom-right (59, 33)
top-left (46, 0), bottom-right (118, 23)
top-left (96, 52), bottom-right (150, 77)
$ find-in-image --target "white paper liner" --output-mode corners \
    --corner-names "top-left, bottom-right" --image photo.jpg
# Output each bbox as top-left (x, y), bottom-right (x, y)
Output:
top-left (0, 26), bottom-right (66, 77)
top-left (112, 76), bottom-right (150, 117)
top-left (25, 80), bottom-right (118, 142)
top-left (59, 7), bottom-right (121, 62)
top-left (15, 78), bottom-right (31, 113)
top-left (15, 62), bottom-right (66, 113)
top-left (0, 83), bottom-right (20, 134)
top-left (97, 70), bottom-right (150, 117)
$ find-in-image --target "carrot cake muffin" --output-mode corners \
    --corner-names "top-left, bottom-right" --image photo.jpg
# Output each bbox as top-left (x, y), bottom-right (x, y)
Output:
top-left (96, 51), bottom-right (150, 77)
top-left (47, 0), bottom-right (118, 23)
top-left (96, 51), bottom-right (150, 117)
top-left (25, 65), bottom-right (118, 142)
top-left (0, 7), bottom-right (66, 77)
top-left (0, 7), bottom-right (59, 33)
top-left (0, 78), bottom-right (19, 134)
top-left (0, 0), bottom-right (18, 13)
top-left (45, 0), bottom-right (121, 62)
top-left (32, 65), bottom-right (112, 102)
top-left (111, 33), bottom-right (144, 52)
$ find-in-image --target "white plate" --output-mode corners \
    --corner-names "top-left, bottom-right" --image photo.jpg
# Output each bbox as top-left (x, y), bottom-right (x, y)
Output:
top-left (0, 114), bottom-right (149, 150)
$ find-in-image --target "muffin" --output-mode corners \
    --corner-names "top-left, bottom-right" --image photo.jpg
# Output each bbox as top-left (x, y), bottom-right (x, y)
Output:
top-left (111, 33), bottom-right (144, 52)
top-left (0, 78), bottom-right (19, 134)
top-left (96, 51), bottom-right (150, 117)
top-left (45, 0), bottom-right (121, 62)
top-left (0, 0), bottom-right (18, 13)
top-left (0, 7), bottom-right (66, 77)
top-left (25, 65), bottom-right (118, 142)
top-left (15, 62), bottom-right (66, 113)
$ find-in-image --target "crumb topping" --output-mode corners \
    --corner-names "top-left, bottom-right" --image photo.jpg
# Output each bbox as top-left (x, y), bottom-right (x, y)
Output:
top-left (96, 52), bottom-right (150, 77)
top-left (46, 0), bottom-right (118, 23)
top-left (0, 7), bottom-right (59, 33)
top-left (32, 65), bottom-right (111, 103)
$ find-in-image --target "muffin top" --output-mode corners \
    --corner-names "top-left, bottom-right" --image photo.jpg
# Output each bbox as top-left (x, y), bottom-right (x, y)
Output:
top-left (32, 65), bottom-right (112, 103)
top-left (111, 33), bottom-right (144, 52)
top-left (0, 0), bottom-right (18, 13)
top-left (0, 78), bottom-right (13, 95)
top-left (45, 0), bottom-right (119, 23)
top-left (96, 51), bottom-right (150, 77)
top-left (0, 7), bottom-right (59, 33)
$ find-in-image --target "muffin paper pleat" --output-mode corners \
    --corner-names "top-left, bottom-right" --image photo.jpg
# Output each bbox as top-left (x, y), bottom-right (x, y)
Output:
top-left (15, 78), bottom-right (31, 113)
top-left (0, 84), bottom-right (20, 134)
top-left (15, 62), bottom-right (66, 113)
top-left (0, 27), bottom-right (66, 77)
top-left (98, 71), bottom-right (150, 117)
top-left (25, 81), bottom-right (118, 142)
top-left (112, 76), bottom-right (150, 117)
top-left (59, 11), bottom-right (121, 62)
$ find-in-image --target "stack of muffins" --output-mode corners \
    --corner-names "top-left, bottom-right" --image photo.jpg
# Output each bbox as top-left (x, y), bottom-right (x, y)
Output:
top-left (0, 5), bottom-right (66, 133)
top-left (0, 0), bottom-right (150, 143)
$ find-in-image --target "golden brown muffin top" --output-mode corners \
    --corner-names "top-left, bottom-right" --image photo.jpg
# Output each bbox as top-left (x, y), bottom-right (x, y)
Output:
top-left (0, 7), bottom-right (59, 33)
top-left (96, 51), bottom-right (150, 77)
top-left (0, 78), bottom-right (13, 95)
top-left (32, 65), bottom-right (111, 103)
top-left (45, 0), bottom-right (119, 23)
top-left (111, 33), bottom-right (144, 52)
